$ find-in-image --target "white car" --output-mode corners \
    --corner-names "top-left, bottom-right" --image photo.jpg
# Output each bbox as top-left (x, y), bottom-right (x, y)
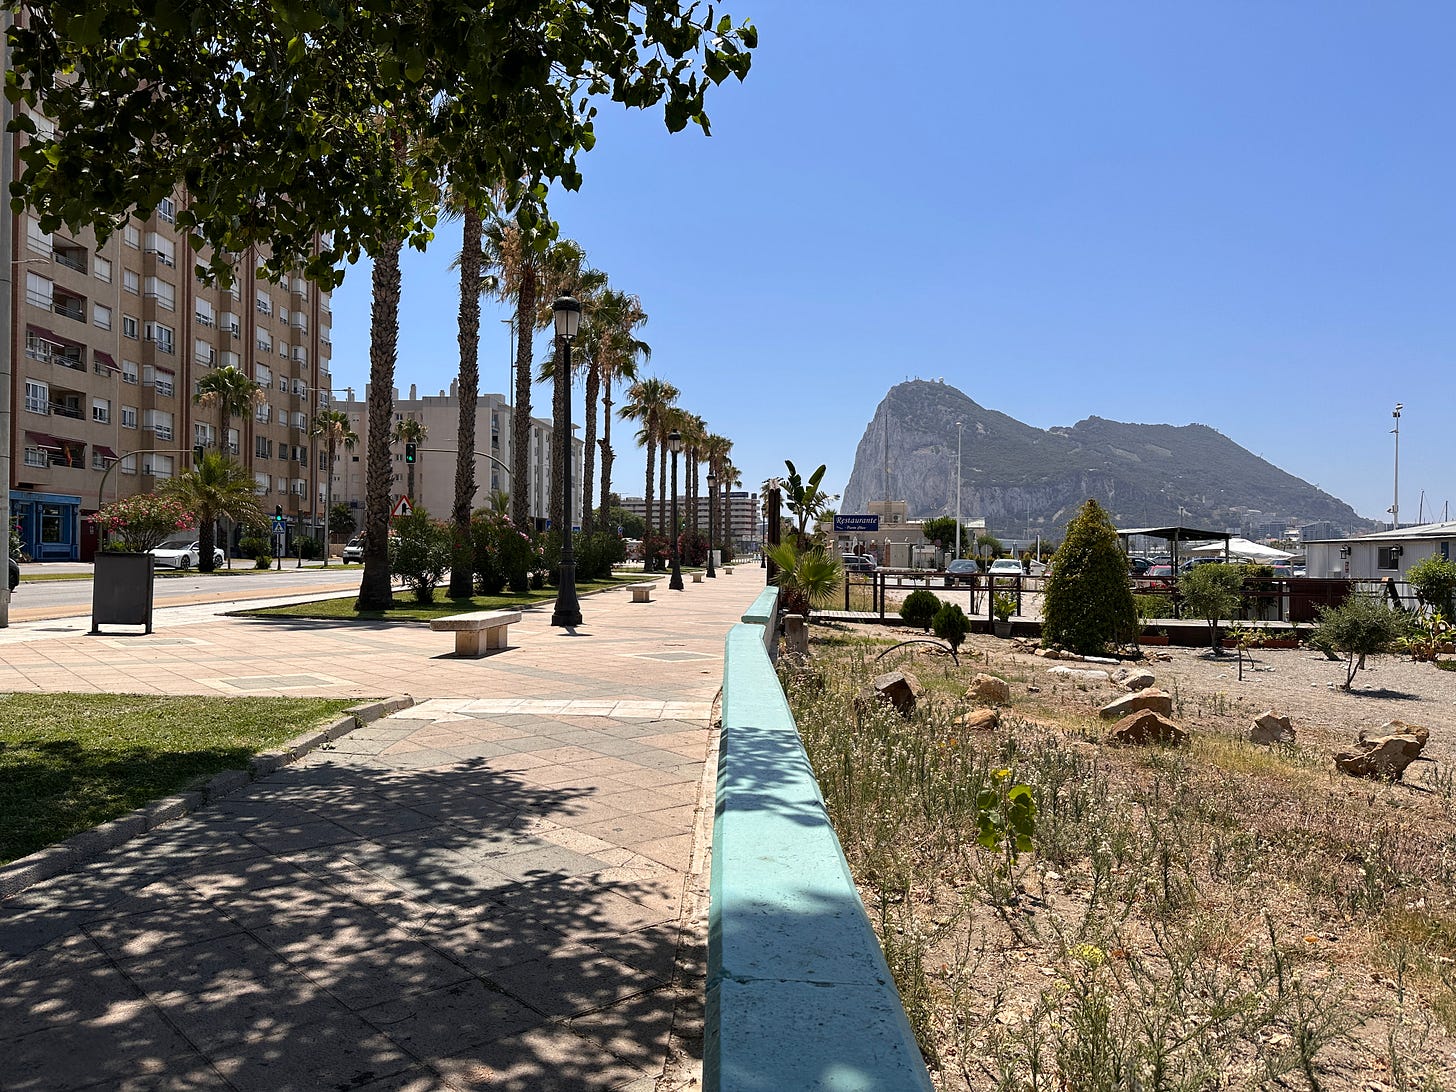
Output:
top-left (987, 558), bottom-right (1025, 578)
top-left (149, 538), bottom-right (225, 570)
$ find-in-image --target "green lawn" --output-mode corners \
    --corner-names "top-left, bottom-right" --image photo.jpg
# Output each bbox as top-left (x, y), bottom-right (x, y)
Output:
top-left (243, 573), bottom-right (650, 622)
top-left (15, 572), bottom-right (94, 583)
top-left (0, 693), bottom-right (358, 864)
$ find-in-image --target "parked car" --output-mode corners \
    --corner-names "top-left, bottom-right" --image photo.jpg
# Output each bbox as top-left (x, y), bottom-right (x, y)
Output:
top-left (342, 535), bottom-right (365, 563)
top-left (1179, 556), bottom-right (1228, 573)
top-left (987, 558), bottom-right (1025, 578)
top-left (8, 557), bottom-right (18, 591)
top-left (840, 554), bottom-right (876, 573)
top-left (1141, 564), bottom-right (1175, 589)
top-left (149, 538), bottom-right (224, 570)
top-left (1128, 557), bottom-right (1152, 576)
top-left (944, 558), bottom-right (980, 586)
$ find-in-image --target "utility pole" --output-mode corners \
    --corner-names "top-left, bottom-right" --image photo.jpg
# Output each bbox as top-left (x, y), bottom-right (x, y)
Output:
top-left (954, 421), bottom-right (963, 560)
top-left (0, 16), bottom-right (13, 627)
top-left (1391, 402), bottom-right (1402, 531)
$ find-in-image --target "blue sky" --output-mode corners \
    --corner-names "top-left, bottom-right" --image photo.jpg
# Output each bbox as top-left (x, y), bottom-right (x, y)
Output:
top-left (328, 3), bottom-right (1455, 524)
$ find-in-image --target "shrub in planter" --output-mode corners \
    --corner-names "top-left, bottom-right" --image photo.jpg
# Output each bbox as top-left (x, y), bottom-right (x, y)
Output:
top-left (932, 601), bottom-right (971, 651)
top-left (900, 588), bottom-right (941, 631)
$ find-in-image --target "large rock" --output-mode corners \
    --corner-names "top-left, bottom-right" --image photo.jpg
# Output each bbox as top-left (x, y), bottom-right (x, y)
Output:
top-left (864, 670), bottom-right (923, 718)
top-left (1334, 720), bottom-right (1429, 780)
top-left (1098, 688), bottom-right (1174, 720)
top-left (1107, 709), bottom-right (1188, 746)
top-left (967, 673), bottom-right (1011, 705)
top-left (1119, 670), bottom-right (1157, 692)
top-left (955, 707), bottom-right (1000, 732)
top-left (1250, 710), bottom-right (1295, 746)
top-left (1047, 666), bottom-right (1109, 682)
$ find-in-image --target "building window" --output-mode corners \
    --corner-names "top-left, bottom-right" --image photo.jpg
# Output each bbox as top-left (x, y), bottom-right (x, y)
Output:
top-left (25, 271), bottom-right (53, 308)
top-left (23, 446), bottom-right (48, 469)
top-left (25, 380), bottom-right (49, 414)
top-left (121, 406), bottom-right (137, 429)
top-left (144, 232), bottom-right (175, 267)
top-left (255, 436), bottom-right (271, 459)
top-left (143, 276), bottom-right (175, 309)
top-left (1378, 546), bottom-right (1402, 571)
top-left (255, 365), bottom-right (272, 387)
top-left (93, 304), bottom-right (112, 331)
top-left (254, 471), bottom-right (269, 494)
top-left (93, 255), bottom-right (112, 283)
top-left (121, 360), bottom-right (139, 385)
top-left (256, 330), bottom-right (272, 353)
top-left (122, 315), bottom-right (139, 340)
top-left (157, 197), bottom-right (176, 224)
top-left (123, 225), bottom-right (140, 248)
top-left (123, 269), bottom-right (139, 294)
top-left (255, 290), bottom-right (272, 316)
top-left (195, 299), bottom-right (215, 326)
top-left (26, 216), bottom-right (51, 254)
top-left (91, 398), bottom-right (111, 424)
top-left (144, 321), bottom-right (174, 353)
top-left (121, 454), bottom-right (137, 475)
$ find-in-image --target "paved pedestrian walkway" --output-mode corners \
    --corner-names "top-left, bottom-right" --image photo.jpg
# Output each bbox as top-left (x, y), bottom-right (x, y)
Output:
top-left (0, 568), bottom-right (765, 1091)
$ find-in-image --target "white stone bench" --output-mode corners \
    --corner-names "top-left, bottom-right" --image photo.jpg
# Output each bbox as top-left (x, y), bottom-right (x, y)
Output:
top-left (692, 571), bottom-right (704, 583)
top-left (429, 610), bottom-right (521, 657)
top-left (629, 582), bottom-right (655, 603)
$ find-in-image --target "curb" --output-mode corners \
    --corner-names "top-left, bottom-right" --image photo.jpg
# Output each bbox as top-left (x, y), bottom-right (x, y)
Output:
top-left (0, 695), bottom-right (415, 900)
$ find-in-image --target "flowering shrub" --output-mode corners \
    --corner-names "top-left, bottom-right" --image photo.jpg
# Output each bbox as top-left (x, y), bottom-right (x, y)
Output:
top-left (472, 511), bottom-right (535, 594)
top-left (390, 512), bottom-right (452, 603)
top-left (91, 493), bottom-right (194, 553)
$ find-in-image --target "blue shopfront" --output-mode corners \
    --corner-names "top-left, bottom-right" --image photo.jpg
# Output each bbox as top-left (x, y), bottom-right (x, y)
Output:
top-left (11, 490), bottom-right (82, 561)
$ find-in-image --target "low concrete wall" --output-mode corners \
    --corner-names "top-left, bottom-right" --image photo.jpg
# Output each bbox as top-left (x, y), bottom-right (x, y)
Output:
top-left (739, 585), bottom-right (780, 658)
top-left (705, 618), bottom-right (932, 1091)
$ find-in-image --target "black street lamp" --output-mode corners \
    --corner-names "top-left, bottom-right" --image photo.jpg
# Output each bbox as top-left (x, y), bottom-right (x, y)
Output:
top-left (550, 295), bottom-right (583, 627)
top-left (668, 428), bottom-right (684, 590)
top-left (706, 471), bottom-right (717, 578)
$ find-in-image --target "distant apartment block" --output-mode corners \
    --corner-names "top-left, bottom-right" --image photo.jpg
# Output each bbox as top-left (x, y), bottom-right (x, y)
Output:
top-left (331, 383), bottom-right (582, 530)
top-left (617, 491), bottom-right (760, 549)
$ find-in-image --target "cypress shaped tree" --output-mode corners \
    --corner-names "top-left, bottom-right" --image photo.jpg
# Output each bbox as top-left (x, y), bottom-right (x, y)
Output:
top-left (1042, 499), bottom-right (1137, 654)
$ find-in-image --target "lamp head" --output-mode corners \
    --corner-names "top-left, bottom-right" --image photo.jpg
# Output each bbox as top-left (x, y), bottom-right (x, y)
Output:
top-left (706, 472), bottom-right (717, 487)
top-left (667, 429), bottom-right (682, 454)
top-left (552, 295), bottom-right (581, 339)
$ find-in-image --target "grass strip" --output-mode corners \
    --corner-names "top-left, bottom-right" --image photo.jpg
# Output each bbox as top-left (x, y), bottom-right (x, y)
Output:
top-left (240, 573), bottom-right (646, 622)
top-left (0, 693), bottom-right (358, 864)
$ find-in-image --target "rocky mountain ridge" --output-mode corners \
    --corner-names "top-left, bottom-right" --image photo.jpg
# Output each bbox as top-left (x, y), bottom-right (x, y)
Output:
top-left (839, 381), bottom-right (1371, 538)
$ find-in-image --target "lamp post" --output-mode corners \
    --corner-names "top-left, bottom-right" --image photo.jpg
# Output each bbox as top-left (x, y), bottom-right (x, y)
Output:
top-left (706, 471), bottom-right (717, 578)
top-left (1391, 402), bottom-right (1403, 531)
top-left (550, 295), bottom-right (582, 627)
top-left (954, 420), bottom-right (963, 560)
top-left (668, 428), bottom-right (684, 590)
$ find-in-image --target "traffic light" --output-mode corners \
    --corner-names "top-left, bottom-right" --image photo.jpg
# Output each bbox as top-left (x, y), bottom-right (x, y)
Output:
top-left (193, 444), bottom-right (205, 466)
top-left (404, 442), bottom-right (417, 463)
top-left (275, 504), bottom-right (284, 519)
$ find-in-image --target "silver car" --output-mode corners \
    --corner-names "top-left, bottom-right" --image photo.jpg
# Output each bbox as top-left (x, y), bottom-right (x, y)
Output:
top-left (149, 538), bottom-right (225, 570)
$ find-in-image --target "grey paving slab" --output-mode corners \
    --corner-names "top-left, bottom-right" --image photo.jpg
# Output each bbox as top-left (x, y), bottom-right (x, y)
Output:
top-left (0, 568), bottom-right (756, 1089)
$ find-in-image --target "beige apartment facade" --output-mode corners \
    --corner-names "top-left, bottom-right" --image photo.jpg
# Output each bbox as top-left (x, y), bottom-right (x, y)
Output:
top-left (10, 196), bottom-right (334, 560)
top-left (332, 383), bottom-right (582, 532)
top-left (617, 491), bottom-right (761, 551)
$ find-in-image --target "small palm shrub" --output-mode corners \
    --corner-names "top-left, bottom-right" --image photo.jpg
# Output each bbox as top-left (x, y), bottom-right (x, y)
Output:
top-left (931, 601), bottom-right (971, 650)
top-left (900, 589), bottom-right (941, 631)
top-left (767, 542), bottom-right (842, 618)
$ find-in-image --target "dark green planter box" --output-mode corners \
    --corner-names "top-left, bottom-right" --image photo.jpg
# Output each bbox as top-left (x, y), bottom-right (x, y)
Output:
top-left (91, 552), bottom-right (155, 634)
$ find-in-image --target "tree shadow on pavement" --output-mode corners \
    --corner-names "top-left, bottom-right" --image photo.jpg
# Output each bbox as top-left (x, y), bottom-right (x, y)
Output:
top-left (0, 744), bottom-right (706, 1091)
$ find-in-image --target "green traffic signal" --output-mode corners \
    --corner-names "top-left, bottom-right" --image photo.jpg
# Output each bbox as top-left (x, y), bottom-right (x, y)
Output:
top-left (405, 442), bottom-right (417, 463)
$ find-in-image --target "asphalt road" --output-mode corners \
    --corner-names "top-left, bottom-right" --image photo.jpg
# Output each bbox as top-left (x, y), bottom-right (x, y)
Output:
top-left (9, 565), bottom-right (367, 622)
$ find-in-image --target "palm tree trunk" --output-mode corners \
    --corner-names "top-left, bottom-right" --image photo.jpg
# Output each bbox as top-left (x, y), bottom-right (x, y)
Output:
top-left (449, 203), bottom-right (482, 598)
top-left (644, 435), bottom-right (656, 550)
top-left (356, 236), bottom-right (402, 611)
top-left (598, 388), bottom-right (614, 530)
top-left (198, 512), bottom-right (217, 574)
top-left (510, 269), bottom-right (536, 530)
top-left (550, 337), bottom-right (567, 537)
top-left (324, 436), bottom-right (336, 561)
top-left (723, 483), bottom-right (732, 556)
top-left (580, 359), bottom-right (599, 535)
top-left (658, 439), bottom-right (668, 570)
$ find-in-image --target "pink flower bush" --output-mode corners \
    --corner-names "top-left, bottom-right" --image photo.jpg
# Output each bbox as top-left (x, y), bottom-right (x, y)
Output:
top-left (91, 493), bottom-right (195, 553)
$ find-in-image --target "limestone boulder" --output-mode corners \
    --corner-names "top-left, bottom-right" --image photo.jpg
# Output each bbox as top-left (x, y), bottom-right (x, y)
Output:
top-left (967, 673), bottom-right (1011, 705)
top-left (1107, 709), bottom-right (1188, 747)
top-left (1098, 688), bottom-right (1174, 720)
top-left (1250, 710), bottom-right (1295, 746)
top-left (866, 670), bottom-right (923, 718)
top-left (1334, 720), bottom-right (1429, 780)
top-left (956, 707), bottom-right (1000, 732)
top-left (1120, 670), bottom-right (1157, 692)
top-left (1047, 666), bottom-right (1110, 683)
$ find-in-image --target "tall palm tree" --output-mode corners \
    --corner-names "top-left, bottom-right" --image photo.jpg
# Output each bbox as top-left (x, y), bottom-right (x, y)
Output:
top-left (720, 459), bottom-right (742, 555)
top-left (658, 404), bottom-right (689, 557)
top-left (534, 241), bottom-right (606, 537)
top-left (162, 453), bottom-right (264, 574)
top-left (479, 215), bottom-right (539, 530)
top-left (448, 200), bottom-right (482, 597)
top-left (679, 413), bottom-right (706, 536)
top-left (392, 416), bottom-right (428, 504)
top-left (357, 226), bottom-right (403, 611)
top-left (620, 376), bottom-right (678, 551)
top-left (593, 290), bottom-right (650, 529)
top-left (194, 364), bottom-right (263, 452)
top-left (311, 409), bottom-right (357, 565)
top-left (701, 431), bottom-right (731, 548)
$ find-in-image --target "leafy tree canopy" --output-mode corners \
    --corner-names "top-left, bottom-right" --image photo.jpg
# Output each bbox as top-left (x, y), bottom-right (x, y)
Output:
top-left (7, 2), bottom-right (756, 286)
top-left (1179, 562), bottom-right (1247, 652)
top-left (1041, 499), bottom-right (1136, 654)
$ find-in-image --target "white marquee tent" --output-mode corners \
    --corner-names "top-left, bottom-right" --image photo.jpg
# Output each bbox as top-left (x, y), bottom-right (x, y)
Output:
top-left (1186, 536), bottom-right (1294, 562)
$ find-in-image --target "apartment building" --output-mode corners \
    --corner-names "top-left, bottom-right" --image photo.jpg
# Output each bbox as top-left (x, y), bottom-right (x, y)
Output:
top-left (332, 383), bottom-right (582, 530)
top-left (617, 491), bottom-right (760, 551)
top-left (10, 200), bottom-right (334, 560)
